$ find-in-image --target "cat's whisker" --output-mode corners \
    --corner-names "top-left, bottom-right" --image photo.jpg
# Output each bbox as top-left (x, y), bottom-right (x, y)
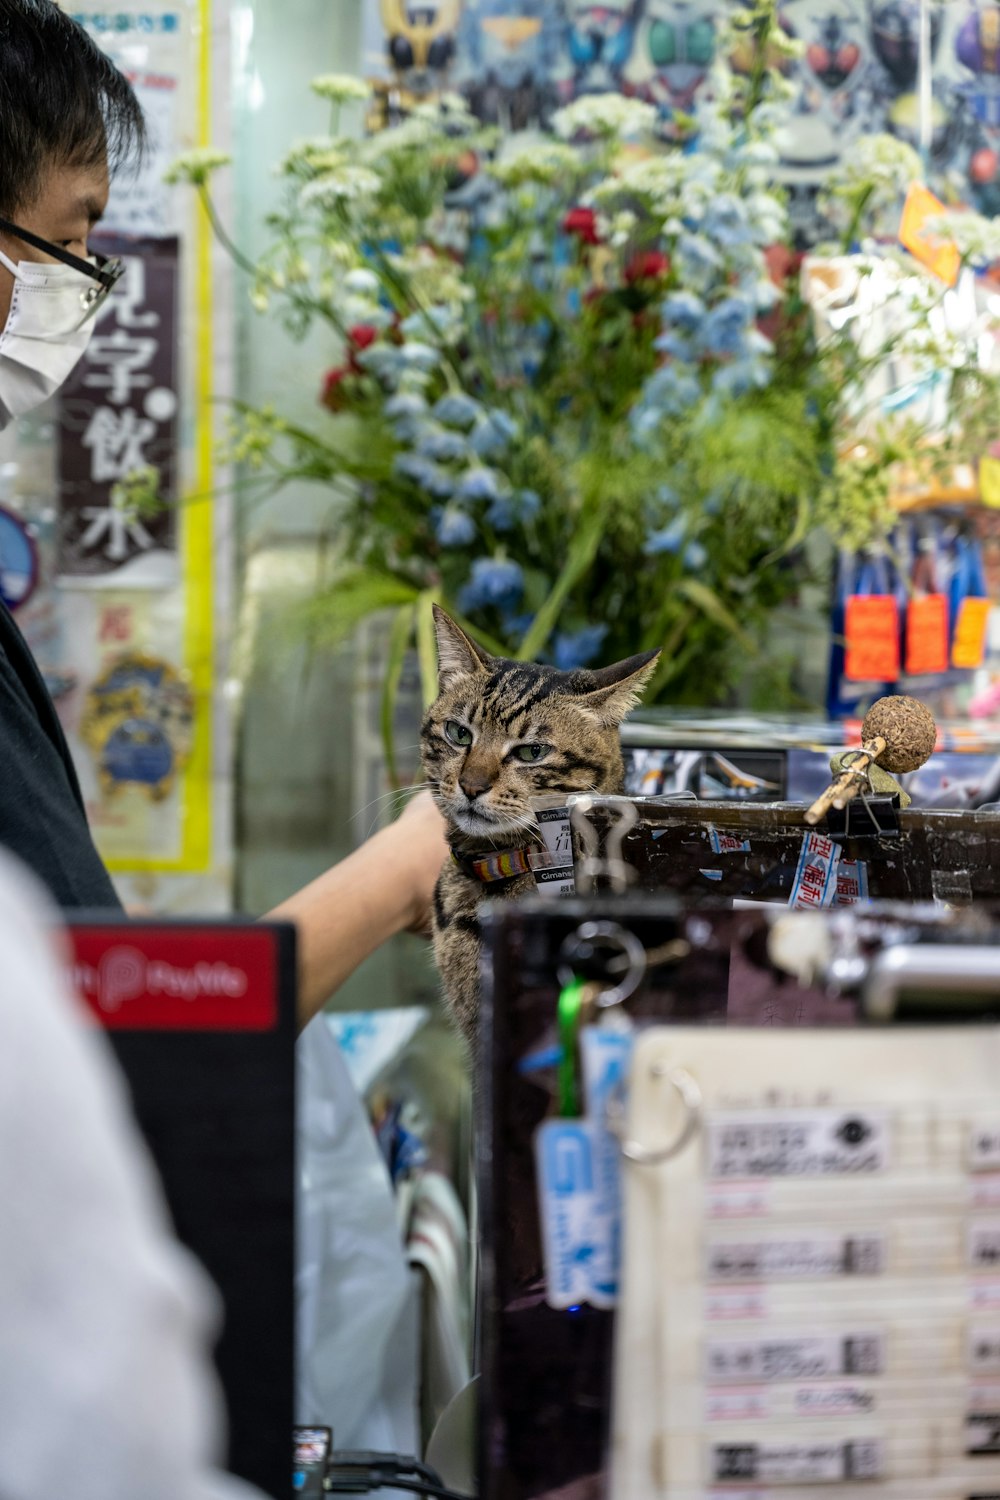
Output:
top-left (349, 781), bottom-right (433, 830)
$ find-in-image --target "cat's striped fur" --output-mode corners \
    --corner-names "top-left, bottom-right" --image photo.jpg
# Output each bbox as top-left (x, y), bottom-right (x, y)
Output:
top-left (421, 606), bottom-right (658, 1048)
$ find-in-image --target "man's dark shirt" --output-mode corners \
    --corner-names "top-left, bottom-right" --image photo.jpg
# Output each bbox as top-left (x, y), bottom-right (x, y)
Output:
top-left (0, 600), bottom-right (121, 909)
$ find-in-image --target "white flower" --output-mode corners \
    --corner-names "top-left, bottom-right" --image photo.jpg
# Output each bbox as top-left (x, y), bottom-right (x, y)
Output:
top-left (552, 92), bottom-right (657, 141)
top-left (827, 134), bottom-right (922, 202)
top-left (279, 137), bottom-right (351, 178)
top-left (163, 146), bottom-right (231, 186)
top-left (923, 210), bottom-right (1000, 266)
top-left (490, 141), bottom-right (581, 188)
top-left (360, 117), bottom-right (436, 159)
top-left (343, 268), bottom-right (380, 296)
top-left (299, 165), bottom-right (381, 208)
top-left (310, 73), bottom-right (371, 104)
top-left (412, 92), bottom-right (477, 129)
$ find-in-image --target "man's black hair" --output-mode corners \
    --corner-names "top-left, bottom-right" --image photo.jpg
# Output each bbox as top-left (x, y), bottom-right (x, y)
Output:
top-left (0, 0), bottom-right (146, 216)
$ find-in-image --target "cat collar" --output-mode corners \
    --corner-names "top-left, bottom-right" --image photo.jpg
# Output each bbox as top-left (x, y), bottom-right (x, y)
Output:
top-left (449, 840), bottom-right (540, 885)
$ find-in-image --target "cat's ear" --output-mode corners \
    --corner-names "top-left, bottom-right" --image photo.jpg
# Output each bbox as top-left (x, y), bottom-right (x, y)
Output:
top-left (432, 605), bottom-right (494, 687)
top-left (575, 650), bottom-right (660, 726)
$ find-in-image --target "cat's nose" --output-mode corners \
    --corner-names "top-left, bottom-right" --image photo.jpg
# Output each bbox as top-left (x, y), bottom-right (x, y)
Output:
top-left (459, 769), bottom-right (492, 800)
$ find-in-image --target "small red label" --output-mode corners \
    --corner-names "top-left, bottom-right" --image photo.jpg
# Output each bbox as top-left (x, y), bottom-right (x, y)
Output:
top-left (844, 594), bottom-right (900, 682)
top-left (904, 593), bottom-right (949, 675)
top-left (67, 925), bottom-right (280, 1031)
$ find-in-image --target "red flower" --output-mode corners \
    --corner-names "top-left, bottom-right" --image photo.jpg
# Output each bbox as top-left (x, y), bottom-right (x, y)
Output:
top-left (624, 250), bottom-right (670, 283)
top-left (347, 323), bottom-right (378, 351)
top-left (562, 206), bottom-right (600, 245)
top-left (320, 366), bottom-right (350, 413)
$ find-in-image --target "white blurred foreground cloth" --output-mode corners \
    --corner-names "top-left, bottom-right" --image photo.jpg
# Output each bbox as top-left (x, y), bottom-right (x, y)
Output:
top-left (0, 851), bottom-right (263, 1500)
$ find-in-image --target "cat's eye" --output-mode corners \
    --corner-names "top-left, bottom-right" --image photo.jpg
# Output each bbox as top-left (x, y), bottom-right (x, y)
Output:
top-left (444, 720), bottom-right (473, 747)
top-left (512, 743), bottom-right (550, 763)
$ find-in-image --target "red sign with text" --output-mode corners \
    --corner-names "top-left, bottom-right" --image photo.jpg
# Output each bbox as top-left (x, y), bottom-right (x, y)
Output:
top-left (67, 925), bottom-right (279, 1031)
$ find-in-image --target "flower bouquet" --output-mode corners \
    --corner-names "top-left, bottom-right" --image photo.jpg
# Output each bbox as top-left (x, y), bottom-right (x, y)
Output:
top-left (169, 0), bottom-right (1000, 770)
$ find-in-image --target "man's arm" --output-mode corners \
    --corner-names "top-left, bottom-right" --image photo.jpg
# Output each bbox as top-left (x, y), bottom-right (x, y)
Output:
top-left (267, 790), bottom-right (448, 1029)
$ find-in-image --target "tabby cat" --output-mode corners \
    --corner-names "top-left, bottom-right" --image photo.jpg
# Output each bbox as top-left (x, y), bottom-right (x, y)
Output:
top-left (421, 606), bottom-right (659, 1047)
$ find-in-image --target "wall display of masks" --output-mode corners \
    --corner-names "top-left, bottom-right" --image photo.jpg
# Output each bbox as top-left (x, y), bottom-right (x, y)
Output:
top-left (0, 0), bottom-right (232, 910)
top-left (361, 0), bottom-right (1000, 240)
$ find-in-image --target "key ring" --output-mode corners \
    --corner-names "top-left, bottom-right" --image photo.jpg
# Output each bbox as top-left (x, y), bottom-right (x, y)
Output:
top-left (557, 919), bottom-right (647, 1009)
top-left (606, 1062), bottom-right (702, 1166)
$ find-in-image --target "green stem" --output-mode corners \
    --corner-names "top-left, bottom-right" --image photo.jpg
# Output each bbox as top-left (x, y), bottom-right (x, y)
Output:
top-left (198, 186), bottom-right (258, 277)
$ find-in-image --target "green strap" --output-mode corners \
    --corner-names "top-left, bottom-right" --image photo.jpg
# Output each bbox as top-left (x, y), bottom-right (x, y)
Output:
top-left (557, 976), bottom-right (586, 1118)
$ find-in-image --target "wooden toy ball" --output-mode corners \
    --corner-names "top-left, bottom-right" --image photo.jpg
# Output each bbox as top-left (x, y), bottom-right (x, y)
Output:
top-left (860, 695), bottom-right (937, 774)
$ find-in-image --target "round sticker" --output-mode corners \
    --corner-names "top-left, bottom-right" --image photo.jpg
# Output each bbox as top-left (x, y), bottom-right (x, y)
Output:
top-left (0, 504), bottom-right (38, 611)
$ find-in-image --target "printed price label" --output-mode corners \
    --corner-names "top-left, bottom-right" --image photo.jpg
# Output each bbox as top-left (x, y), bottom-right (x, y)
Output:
top-left (971, 1125), bottom-right (1000, 1173)
top-left (794, 1385), bottom-right (877, 1417)
top-left (532, 805), bottom-right (575, 900)
top-left (967, 1411), bottom-right (1000, 1456)
top-left (707, 1110), bottom-right (889, 1179)
top-left (710, 1438), bottom-right (883, 1485)
top-left (969, 1326), bottom-right (1000, 1374)
top-left (905, 592), bottom-right (949, 675)
top-left (953, 597), bottom-right (991, 670)
top-left (970, 1221), bottom-right (1000, 1270)
top-left (706, 1333), bottom-right (883, 1384)
top-left (843, 594), bottom-right (900, 682)
top-left (706, 1233), bottom-right (885, 1282)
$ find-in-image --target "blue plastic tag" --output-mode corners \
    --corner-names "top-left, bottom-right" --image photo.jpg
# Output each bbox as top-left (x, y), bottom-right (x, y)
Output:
top-left (579, 1024), bottom-right (634, 1306)
top-left (535, 1118), bottom-right (600, 1309)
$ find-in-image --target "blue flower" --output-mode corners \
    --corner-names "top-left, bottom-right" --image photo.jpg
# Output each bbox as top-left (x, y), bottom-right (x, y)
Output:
top-left (433, 505), bottom-right (477, 547)
top-left (711, 356), bottom-right (771, 398)
top-left (656, 484), bottom-right (681, 510)
top-left (553, 624), bottom-right (609, 671)
top-left (699, 295), bottom-right (752, 358)
top-left (458, 557), bottom-right (525, 613)
top-left (660, 291), bottom-right (706, 334)
top-left (702, 193), bottom-right (752, 248)
top-left (645, 516), bottom-right (687, 555)
top-left (653, 329), bottom-right (695, 362)
top-left (676, 233), bottom-right (722, 290)
top-left (424, 464), bottom-right (456, 499)
top-left (393, 452), bottom-right (439, 487)
top-left (486, 495), bottom-right (515, 531)
top-left (399, 341), bottom-right (441, 372)
top-left (683, 540), bottom-right (708, 571)
top-left (637, 364), bottom-right (702, 421)
top-left (702, 490), bottom-right (723, 516)
top-left (471, 410), bottom-right (518, 460)
top-left (516, 488), bottom-right (542, 520)
top-left (457, 466), bottom-right (503, 503)
top-left (433, 392), bottom-right (481, 429)
top-left (385, 392), bottom-right (428, 420)
top-left (416, 424), bottom-right (469, 463)
top-left (502, 609), bottom-right (535, 641)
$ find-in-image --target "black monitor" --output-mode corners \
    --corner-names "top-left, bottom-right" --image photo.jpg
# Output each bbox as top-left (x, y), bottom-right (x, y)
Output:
top-left (66, 917), bottom-right (296, 1500)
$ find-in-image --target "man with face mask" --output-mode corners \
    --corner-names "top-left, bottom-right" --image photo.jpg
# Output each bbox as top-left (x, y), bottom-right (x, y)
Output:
top-left (0, 0), bottom-right (448, 1020)
top-left (0, 0), bottom-right (140, 910)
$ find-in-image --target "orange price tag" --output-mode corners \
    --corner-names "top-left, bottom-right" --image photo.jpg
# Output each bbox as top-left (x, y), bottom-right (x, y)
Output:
top-left (844, 594), bottom-right (900, 682)
top-left (899, 183), bottom-right (961, 287)
top-left (904, 593), bottom-right (949, 675)
top-left (952, 597), bottom-right (992, 669)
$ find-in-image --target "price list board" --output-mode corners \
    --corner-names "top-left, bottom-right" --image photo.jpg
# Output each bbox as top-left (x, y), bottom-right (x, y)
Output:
top-left (613, 1027), bottom-right (1000, 1500)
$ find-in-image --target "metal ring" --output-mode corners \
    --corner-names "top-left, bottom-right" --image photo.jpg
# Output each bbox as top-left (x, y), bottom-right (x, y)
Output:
top-left (556, 920), bottom-right (647, 1009)
top-left (609, 1064), bottom-right (702, 1167)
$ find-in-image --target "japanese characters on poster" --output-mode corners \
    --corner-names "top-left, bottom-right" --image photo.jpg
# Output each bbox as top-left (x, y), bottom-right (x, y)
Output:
top-left (59, 238), bottom-right (179, 582)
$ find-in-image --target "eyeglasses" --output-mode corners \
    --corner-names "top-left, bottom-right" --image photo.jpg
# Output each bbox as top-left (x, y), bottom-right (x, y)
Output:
top-left (0, 215), bottom-right (125, 324)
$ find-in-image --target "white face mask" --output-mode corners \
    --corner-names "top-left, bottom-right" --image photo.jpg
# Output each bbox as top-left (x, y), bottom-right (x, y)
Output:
top-left (0, 251), bottom-right (98, 428)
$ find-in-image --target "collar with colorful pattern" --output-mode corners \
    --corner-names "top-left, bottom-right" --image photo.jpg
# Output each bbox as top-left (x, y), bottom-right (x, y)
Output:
top-left (449, 839), bottom-right (540, 885)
